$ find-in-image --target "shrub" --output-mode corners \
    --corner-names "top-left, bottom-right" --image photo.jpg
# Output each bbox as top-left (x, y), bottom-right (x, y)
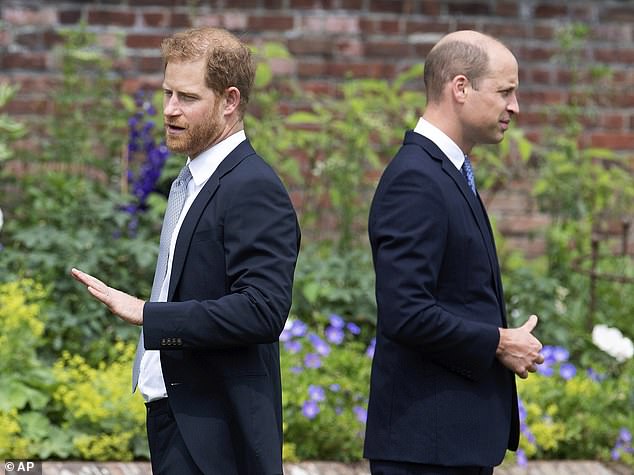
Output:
top-left (281, 314), bottom-right (373, 461)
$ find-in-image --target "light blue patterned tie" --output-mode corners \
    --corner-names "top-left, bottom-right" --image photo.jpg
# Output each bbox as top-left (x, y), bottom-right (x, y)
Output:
top-left (461, 155), bottom-right (477, 195)
top-left (132, 164), bottom-right (193, 391)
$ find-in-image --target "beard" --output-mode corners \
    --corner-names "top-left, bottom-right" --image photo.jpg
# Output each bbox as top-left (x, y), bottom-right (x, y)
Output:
top-left (165, 104), bottom-right (223, 158)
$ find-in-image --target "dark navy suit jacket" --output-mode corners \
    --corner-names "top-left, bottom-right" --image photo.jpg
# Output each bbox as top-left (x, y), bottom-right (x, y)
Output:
top-left (143, 139), bottom-right (300, 475)
top-left (364, 131), bottom-right (519, 467)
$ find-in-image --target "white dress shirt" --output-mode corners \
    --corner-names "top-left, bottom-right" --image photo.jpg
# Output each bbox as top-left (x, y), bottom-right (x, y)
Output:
top-left (413, 117), bottom-right (466, 172)
top-left (139, 130), bottom-right (247, 402)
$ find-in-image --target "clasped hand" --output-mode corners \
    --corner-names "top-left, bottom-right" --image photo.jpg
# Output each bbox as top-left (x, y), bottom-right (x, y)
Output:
top-left (497, 314), bottom-right (544, 379)
top-left (71, 268), bottom-right (145, 326)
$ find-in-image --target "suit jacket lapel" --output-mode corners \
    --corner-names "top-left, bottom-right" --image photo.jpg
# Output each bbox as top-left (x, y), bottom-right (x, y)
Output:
top-left (167, 139), bottom-right (257, 300)
top-left (404, 132), bottom-right (505, 309)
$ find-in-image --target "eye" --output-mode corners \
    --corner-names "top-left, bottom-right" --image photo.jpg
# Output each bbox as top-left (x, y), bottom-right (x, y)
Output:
top-left (163, 90), bottom-right (173, 97)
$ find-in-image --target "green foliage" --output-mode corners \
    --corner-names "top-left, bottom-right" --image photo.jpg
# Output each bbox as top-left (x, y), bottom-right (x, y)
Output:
top-left (280, 316), bottom-right (372, 461)
top-left (249, 46), bottom-right (425, 251)
top-left (52, 342), bottom-right (148, 460)
top-left (0, 83), bottom-right (26, 162)
top-left (0, 28), bottom-right (161, 362)
top-left (514, 360), bottom-right (633, 464)
top-left (292, 244), bottom-right (376, 328)
top-left (0, 279), bottom-right (70, 459)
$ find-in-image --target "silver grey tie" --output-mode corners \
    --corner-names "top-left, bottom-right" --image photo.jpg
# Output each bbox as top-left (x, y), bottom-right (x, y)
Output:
top-left (132, 164), bottom-right (193, 391)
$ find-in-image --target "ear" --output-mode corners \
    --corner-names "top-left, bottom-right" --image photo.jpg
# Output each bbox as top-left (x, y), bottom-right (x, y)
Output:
top-left (223, 86), bottom-right (241, 116)
top-left (451, 75), bottom-right (469, 104)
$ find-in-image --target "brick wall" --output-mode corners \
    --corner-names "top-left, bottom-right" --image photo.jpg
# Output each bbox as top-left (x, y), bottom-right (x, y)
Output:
top-left (1, 0), bottom-right (633, 256)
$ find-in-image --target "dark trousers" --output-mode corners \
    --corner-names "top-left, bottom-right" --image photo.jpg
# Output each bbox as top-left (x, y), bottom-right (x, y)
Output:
top-left (370, 460), bottom-right (494, 475)
top-left (146, 398), bottom-right (204, 475)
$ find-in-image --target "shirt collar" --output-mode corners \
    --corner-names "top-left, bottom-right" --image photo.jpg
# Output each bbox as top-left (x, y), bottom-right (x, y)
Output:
top-left (413, 117), bottom-right (465, 171)
top-left (187, 130), bottom-right (247, 187)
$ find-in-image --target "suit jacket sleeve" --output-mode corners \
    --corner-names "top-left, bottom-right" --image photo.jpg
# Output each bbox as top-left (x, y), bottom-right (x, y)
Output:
top-left (370, 162), bottom-right (499, 381)
top-left (143, 171), bottom-right (300, 349)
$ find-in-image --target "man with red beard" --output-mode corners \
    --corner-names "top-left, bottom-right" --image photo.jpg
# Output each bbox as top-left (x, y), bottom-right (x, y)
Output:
top-left (364, 31), bottom-right (544, 474)
top-left (72, 28), bottom-right (300, 474)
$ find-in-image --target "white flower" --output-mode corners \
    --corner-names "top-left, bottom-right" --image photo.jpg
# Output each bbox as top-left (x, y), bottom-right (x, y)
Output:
top-left (592, 324), bottom-right (634, 363)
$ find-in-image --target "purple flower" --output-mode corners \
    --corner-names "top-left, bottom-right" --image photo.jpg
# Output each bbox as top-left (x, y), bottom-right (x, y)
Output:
top-left (284, 340), bottom-right (302, 354)
top-left (366, 338), bottom-right (376, 359)
top-left (587, 367), bottom-right (603, 382)
top-left (304, 353), bottom-right (321, 369)
top-left (353, 405), bottom-right (367, 424)
top-left (552, 346), bottom-right (569, 363)
top-left (335, 406), bottom-right (343, 415)
top-left (329, 383), bottom-right (341, 392)
top-left (291, 320), bottom-right (308, 337)
top-left (619, 428), bottom-right (632, 443)
top-left (308, 385), bottom-right (325, 402)
top-left (325, 325), bottom-right (345, 345)
top-left (329, 314), bottom-right (345, 328)
top-left (517, 449), bottom-right (528, 466)
top-left (346, 322), bottom-right (361, 335)
top-left (291, 366), bottom-right (303, 374)
top-left (302, 400), bottom-right (320, 419)
top-left (537, 364), bottom-right (554, 377)
top-left (612, 448), bottom-right (621, 461)
top-left (309, 333), bottom-right (331, 356)
top-left (559, 363), bottom-right (576, 380)
top-left (540, 346), bottom-right (555, 365)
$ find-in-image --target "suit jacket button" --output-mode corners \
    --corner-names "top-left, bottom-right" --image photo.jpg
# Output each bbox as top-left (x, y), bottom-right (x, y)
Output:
top-left (161, 338), bottom-right (167, 346)
top-left (176, 338), bottom-right (182, 346)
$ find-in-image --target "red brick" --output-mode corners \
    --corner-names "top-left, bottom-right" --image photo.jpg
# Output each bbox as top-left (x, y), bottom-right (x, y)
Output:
top-left (405, 19), bottom-right (451, 34)
top-left (600, 114), bottom-right (625, 129)
top-left (495, 1), bottom-right (519, 17)
top-left (366, 40), bottom-right (411, 58)
top-left (143, 12), bottom-right (167, 27)
top-left (297, 60), bottom-right (327, 78)
top-left (336, 39), bottom-right (363, 57)
top-left (448, 2), bottom-right (491, 15)
top-left (262, 0), bottom-right (285, 8)
top-left (59, 9), bottom-right (82, 24)
top-left (590, 132), bottom-right (634, 150)
top-left (529, 68), bottom-right (552, 84)
top-left (327, 61), bottom-right (396, 79)
top-left (15, 32), bottom-right (41, 49)
top-left (170, 12), bottom-right (192, 28)
top-left (532, 25), bottom-right (554, 40)
top-left (369, 0), bottom-right (407, 14)
top-left (290, 0), bottom-right (336, 7)
top-left (1, 52), bottom-right (48, 70)
top-left (483, 23), bottom-right (529, 39)
top-left (600, 6), bottom-right (634, 23)
top-left (4, 98), bottom-right (50, 115)
top-left (516, 111), bottom-right (545, 127)
top-left (134, 55), bottom-right (164, 73)
top-left (3, 7), bottom-right (56, 26)
top-left (1, 74), bottom-right (60, 94)
top-left (556, 69), bottom-right (574, 84)
top-left (288, 38), bottom-right (333, 55)
top-left (248, 15), bottom-right (294, 31)
top-left (302, 80), bottom-right (337, 95)
top-left (126, 34), bottom-right (165, 49)
top-left (122, 77), bottom-right (163, 94)
top-left (595, 48), bottom-right (634, 64)
top-left (413, 42), bottom-right (435, 57)
top-left (519, 90), bottom-right (565, 104)
top-left (519, 45), bottom-right (555, 62)
top-left (339, 0), bottom-right (364, 9)
top-left (360, 18), bottom-right (401, 35)
top-left (534, 4), bottom-right (567, 18)
top-left (87, 9), bottom-right (135, 26)
top-left (43, 30), bottom-right (63, 47)
top-left (417, 0), bottom-right (441, 15)
top-left (569, 5), bottom-right (593, 21)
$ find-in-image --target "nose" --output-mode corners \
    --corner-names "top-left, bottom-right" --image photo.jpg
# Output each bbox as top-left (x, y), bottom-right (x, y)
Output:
top-left (163, 94), bottom-right (181, 117)
top-left (508, 92), bottom-right (520, 115)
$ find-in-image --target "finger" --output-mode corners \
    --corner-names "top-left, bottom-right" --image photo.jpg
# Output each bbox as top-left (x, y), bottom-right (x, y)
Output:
top-left (527, 364), bottom-right (537, 373)
top-left (518, 370), bottom-right (528, 379)
top-left (72, 269), bottom-right (107, 292)
top-left (521, 314), bottom-right (538, 332)
top-left (535, 354), bottom-right (545, 364)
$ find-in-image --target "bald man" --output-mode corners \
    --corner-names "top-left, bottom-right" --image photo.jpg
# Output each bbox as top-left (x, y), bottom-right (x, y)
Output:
top-left (364, 31), bottom-right (544, 475)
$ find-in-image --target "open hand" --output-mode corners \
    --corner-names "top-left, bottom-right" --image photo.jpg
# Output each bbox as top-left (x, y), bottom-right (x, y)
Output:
top-left (71, 268), bottom-right (145, 326)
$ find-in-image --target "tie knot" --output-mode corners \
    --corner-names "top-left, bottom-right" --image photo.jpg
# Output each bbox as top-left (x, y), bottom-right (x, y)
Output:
top-left (175, 164), bottom-right (192, 188)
